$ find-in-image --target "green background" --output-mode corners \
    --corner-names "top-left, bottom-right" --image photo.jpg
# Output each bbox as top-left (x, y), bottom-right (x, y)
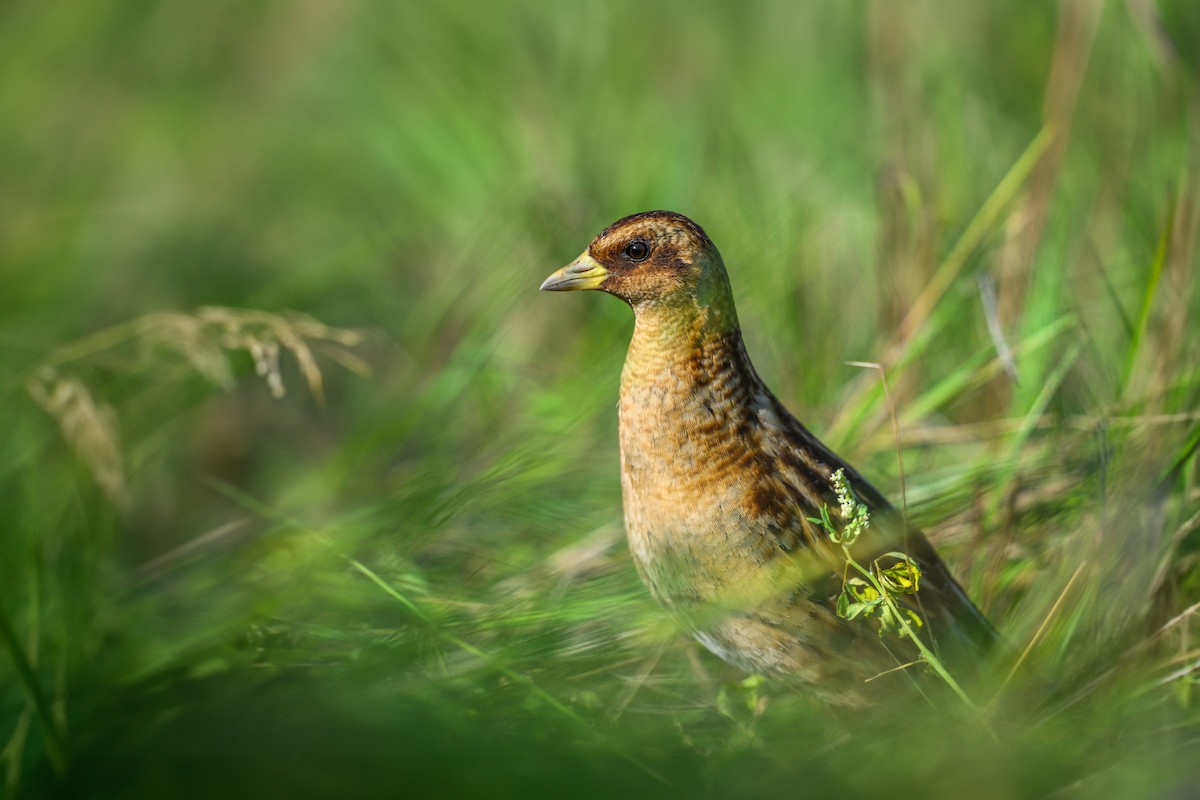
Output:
top-left (2, 1), bottom-right (1199, 797)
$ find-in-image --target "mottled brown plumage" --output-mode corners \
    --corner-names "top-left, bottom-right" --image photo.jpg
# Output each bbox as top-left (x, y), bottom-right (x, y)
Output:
top-left (542, 211), bottom-right (996, 700)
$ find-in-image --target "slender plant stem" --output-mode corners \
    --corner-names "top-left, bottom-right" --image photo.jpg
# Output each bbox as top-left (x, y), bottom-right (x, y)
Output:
top-left (843, 552), bottom-right (978, 711)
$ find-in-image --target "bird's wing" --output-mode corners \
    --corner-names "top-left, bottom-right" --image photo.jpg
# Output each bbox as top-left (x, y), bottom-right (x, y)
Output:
top-left (754, 395), bottom-right (1000, 668)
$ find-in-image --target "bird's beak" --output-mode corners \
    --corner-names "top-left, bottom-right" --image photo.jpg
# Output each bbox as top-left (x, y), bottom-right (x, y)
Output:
top-left (540, 252), bottom-right (607, 292)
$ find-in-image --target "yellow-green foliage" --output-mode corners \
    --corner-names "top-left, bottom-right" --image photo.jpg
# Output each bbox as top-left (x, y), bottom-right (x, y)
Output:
top-left (1, 2), bottom-right (1199, 798)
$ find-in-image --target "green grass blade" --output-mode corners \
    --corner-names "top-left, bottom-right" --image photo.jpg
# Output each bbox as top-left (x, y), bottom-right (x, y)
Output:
top-left (1122, 184), bottom-right (1176, 394)
top-left (0, 602), bottom-right (65, 774)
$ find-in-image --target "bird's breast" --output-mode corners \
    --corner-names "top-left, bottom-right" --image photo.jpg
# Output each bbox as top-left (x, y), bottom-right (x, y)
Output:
top-left (616, 372), bottom-right (800, 612)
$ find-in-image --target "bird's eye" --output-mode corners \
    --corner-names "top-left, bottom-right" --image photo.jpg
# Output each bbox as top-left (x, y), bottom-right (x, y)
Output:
top-left (624, 240), bottom-right (650, 262)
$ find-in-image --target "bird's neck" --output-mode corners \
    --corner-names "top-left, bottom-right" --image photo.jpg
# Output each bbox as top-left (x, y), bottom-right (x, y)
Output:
top-left (621, 291), bottom-right (743, 390)
top-left (617, 295), bottom-right (774, 552)
top-left (619, 293), bottom-right (766, 445)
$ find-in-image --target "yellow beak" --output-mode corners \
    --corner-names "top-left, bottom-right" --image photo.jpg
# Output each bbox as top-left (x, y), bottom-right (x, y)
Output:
top-left (539, 252), bottom-right (607, 292)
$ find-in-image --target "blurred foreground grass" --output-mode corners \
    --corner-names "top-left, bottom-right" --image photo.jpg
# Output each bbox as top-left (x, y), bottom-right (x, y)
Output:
top-left (2, 1), bottom-right (1200, 797)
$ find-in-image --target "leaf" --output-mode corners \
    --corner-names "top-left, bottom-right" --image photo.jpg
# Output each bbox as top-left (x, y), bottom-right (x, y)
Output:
top-left (843, 602), bottom-right (869, 621)
top-left (836, 589), bottom-right (851, 618)
top-left (877, 555), bottom-right (922, 594)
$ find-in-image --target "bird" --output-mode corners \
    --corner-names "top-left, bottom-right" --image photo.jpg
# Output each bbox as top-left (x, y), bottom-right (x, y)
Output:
top-left (540, 210), bottom-right (997, 702)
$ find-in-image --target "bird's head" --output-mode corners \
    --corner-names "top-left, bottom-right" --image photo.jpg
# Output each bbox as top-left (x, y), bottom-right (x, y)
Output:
top-left (541, 211), bottom-right (737, 328)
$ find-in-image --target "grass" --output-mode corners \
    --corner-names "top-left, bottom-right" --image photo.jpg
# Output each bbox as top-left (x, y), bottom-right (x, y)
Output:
top-left (2, 1), bottom-right (1200, 797)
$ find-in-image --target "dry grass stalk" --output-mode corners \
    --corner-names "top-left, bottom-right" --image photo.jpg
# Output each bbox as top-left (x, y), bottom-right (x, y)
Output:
top-left (140, 307), bottom-right (368, 402)
top-left (27, 307), bottom-right (367, 501)
top-left (26, 369), bottom-right (125, 503)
